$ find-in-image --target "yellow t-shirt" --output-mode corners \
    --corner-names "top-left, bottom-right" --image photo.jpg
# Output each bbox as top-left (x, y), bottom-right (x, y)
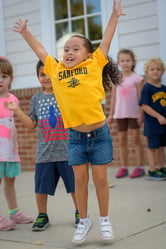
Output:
top-left (44, 48), bottom-right (108, 128)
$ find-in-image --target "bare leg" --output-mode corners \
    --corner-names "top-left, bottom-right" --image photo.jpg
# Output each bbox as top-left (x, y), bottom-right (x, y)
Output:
top-left (35, 193), bottom-right (48, 214)
top-left (147, 148), bottom-right (156, 171)
top-left (3, 176), bottom-right (17, 209)
top-left (72, 164), bottom-right (89, 219)
top-left (119, 131), bottom-right (128, 166)
top-left (92, 165), bottom-right (109, 216)
top-left (156, 147), bottom-right (165, 169)
top-left (131, 128), bottom-right (143, 166)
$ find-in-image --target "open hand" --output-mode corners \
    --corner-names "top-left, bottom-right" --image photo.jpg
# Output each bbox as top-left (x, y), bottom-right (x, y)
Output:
top-left (113, 0), bottom-right (125, 17)
top-left (13, 19), bottom-right (28, 34)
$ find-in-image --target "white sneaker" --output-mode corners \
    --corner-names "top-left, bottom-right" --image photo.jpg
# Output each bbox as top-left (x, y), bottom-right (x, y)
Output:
top-left (99, 219), bottom-right (114, 241)
top-left (72, 219), bottom-right (92, 244)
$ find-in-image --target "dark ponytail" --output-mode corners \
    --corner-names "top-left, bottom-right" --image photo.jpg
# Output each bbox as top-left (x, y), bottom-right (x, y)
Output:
top-left (102, 57), bottom-right (123, 91)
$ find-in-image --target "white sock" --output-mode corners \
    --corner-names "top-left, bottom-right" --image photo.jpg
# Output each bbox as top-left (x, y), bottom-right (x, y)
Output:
top-left (80, 218), bottom-right (89, 224)
top-left (99, 216), bottom-right (109, 223)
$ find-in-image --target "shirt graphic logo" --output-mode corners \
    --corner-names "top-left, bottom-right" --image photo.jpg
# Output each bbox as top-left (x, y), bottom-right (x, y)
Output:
top-left (49, 105), bottom-right (57, 129)
top-left (38, 98), bottom-right (68, 142)
top-left (67, 78), bottom-right (80, 88)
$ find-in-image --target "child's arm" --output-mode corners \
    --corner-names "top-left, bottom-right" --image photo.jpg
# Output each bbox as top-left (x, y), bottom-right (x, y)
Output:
top-left (13, 19), bottom-right (48, 63)
top-left (4, 101), bottom-right (37, 129)
top-left (142, 104), bottom-right (166, 125)
top-left (107, 85), bottom-right (116, 124)
top-left (100, 0), bottom-right (125, 57)
top-left (137, 79), bottom-right (144, 126)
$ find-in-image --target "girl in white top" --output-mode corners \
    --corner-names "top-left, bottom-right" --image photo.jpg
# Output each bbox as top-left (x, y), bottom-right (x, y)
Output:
top-left (107, 49), bottom-right (145, 178)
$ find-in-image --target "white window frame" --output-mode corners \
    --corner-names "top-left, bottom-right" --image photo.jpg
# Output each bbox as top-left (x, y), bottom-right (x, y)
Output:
top-left (39, 0), bottom-right (119, 60)
top-left (53, 0), bottom-right (103, 58)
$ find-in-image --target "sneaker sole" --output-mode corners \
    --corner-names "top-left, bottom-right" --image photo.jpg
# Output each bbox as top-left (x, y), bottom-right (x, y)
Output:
top-left (72, 223), bottom-right (92, 244)
top-left (116, 173), bottom-right (128, 178)
top-left (32, 222), bottom-right (49, 232)
top-left (130, 172), bottom-right (145, 178)
top-left (0, 224), bottom-right (16, 231)
top-left (99, 233), bottom-right (115, 241)
top-left (147, 176), bottom-right (166, 181)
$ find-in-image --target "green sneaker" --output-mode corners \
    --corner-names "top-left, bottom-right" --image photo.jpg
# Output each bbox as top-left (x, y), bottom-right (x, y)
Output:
top-left (148, 170), bottom-right (166, 181)
top-left (158, 167), bottom-right (166, 176)
top-left (75, 211), bottom-right (80, 227)
top-left (32, 214), bottom-right (49, 231)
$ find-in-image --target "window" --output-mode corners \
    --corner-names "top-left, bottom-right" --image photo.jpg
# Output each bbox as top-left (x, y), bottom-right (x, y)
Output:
top-left (53, 0), bottom-right (102, 59)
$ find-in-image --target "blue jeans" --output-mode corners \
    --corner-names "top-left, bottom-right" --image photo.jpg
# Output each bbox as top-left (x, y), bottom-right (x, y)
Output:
top-left (68, 123), bottom-right (113, 166)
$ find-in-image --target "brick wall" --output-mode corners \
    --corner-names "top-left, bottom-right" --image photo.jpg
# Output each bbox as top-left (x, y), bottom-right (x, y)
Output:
top-left (11, 87), bottom-right (42, 171)
top-left (11, 88), bottom-right (148, 171)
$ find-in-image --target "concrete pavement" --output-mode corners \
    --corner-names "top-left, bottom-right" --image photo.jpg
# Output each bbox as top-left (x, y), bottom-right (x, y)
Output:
top-left (0, 166), bottom-right (166, 249)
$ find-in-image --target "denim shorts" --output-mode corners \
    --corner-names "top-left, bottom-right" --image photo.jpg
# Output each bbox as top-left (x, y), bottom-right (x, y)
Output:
top-left (35, 161), bottom-right (75, 195)
top-left (147, 134), bottom-right (166, 149)
top-left (68, 123), bottom-right (113, 166)
top-left (0, 162), bottom-right (21, 179)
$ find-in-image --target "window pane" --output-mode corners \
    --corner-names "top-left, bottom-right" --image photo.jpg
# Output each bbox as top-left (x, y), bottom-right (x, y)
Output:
top-left (72, 19), bottom-right (85, 35)
top-left (88, 16), bottom-right (102, 41)
top-left (86, 0), bottom-right (101, 14)
top-left (71, 0), bottom-right (84, 17)
top-left (56, 22), bottom-right (69, 41)
top-left (92, 43), bottom-right (100, 51)
top-left (54, 0), bottom-right (68, 20)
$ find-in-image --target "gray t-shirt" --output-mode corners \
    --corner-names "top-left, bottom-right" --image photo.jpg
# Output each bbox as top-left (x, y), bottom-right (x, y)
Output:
top-left (29, 92), bottom-right (68, 163)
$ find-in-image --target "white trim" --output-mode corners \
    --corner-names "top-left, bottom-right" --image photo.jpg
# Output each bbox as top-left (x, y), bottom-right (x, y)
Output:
top-left (40, 0), bottom-right (55, 56)
top-left (157, 0), bottom-right (166, 83)
top-left (101, 0), bottom-right (119, 61)
top-left (0, 0), bottom-right (5, 56)
top-left (157, 0), bottom-right (166, 64)
top-left (12, 76), bottom-right (40, 90)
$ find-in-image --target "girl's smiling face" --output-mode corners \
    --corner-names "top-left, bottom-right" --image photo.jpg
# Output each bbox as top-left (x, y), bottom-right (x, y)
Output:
top-left (63, 37), bottom-right (92, 68)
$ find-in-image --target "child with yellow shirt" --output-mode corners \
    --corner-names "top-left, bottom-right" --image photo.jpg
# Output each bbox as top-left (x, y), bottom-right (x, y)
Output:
top-left (12, 0), bottom-right (125, 244)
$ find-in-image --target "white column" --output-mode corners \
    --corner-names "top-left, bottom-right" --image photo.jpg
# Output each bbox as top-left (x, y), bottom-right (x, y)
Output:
top-left (0, 0), bottom-right (5, 56)
top-left (101, 0), bottom-right (119, 61)
top-left (40, 0), bottom-right (55, 56)
top-left (157, 0), bottom-right (166, 83)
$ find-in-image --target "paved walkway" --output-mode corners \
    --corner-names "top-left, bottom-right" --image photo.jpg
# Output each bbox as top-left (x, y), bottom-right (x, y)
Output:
top-left (0, 166), bottom-right (166, 249)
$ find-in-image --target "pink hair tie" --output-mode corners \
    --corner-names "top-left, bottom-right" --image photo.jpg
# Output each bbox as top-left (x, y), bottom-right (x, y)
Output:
top-left (0, 56), bottom-right (8, 61)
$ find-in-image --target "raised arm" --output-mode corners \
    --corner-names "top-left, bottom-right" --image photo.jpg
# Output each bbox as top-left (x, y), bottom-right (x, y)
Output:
top-left (13, 19), bottom-right (47, 63)
top-left (100, 0), bottom-right (125, 57)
